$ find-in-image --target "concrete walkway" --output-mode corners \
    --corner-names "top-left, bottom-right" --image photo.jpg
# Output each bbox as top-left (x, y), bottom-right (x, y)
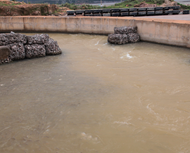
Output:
top-left (141, 14), bottom-right (190, 21)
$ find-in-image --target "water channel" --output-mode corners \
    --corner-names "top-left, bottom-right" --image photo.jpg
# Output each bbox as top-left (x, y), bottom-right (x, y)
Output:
top-left (0, 33), bottom-right (190, 153)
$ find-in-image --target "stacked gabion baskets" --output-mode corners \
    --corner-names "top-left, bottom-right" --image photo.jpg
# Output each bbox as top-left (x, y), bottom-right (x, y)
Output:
top-left (108, 26), bottom-right (140, 45)
top-left (0, 32), bottom-right (62, 64)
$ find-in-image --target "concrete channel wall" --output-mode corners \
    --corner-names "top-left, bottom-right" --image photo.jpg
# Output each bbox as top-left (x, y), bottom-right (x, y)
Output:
top-left (0, 16), bottom-right (190, 48)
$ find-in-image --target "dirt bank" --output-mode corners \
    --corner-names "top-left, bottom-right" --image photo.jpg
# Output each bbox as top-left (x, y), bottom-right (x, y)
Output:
top-left (0, 1), bottom-right (68, 16)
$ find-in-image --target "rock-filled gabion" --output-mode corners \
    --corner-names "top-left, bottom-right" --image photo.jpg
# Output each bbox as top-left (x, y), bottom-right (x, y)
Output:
top-left (0, 32), bottom-right (62, 64)
top-left (0, 33), bottom-right (27, 46)
top-left (128, 33), bottom-right (140, 43)
top-left (25, 45), bottom-right (46, 58)
top-left (45, 38), bottom-right (62, 55)
top-left (108, 26), bottom-right (140, 45)
top-left (114, 26), bottom-right (137, 34)
top-left (7, 43), bottom-right (25, 60)
top-left (27, 34), bottom-right (49, 45)
top-left (0, 57), bottom-right (11, 65)
top-left (0, 34), bottom-right (8, 46)
top-left (108, 34), bottom-right (129, 45)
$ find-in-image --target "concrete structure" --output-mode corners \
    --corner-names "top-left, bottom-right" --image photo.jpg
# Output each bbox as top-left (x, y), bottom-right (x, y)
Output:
top-left (0, 16), bottom-right (190, 48)
top-left (142, 14), bottom-right (190, 21)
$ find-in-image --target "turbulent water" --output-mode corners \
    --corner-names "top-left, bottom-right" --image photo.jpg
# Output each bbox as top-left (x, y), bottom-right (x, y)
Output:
top-left (1, 33), bottom-right (190, 153)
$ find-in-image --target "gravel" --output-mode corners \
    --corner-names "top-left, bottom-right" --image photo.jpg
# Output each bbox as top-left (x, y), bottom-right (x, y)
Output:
top-left (128, 33), bottom-right (140, 43)
top-left (0, 33), bottom-right (27, 46)
top-left (0, 32), bottom-right (62, 64)
top-left (0, 57), bottom-right (11, 64)
top-left (25, 44), bottom-right (46, 59)
top-left (7, 43), bottom-right (25, 60)
top-left (108, 34), bottom-right (129, 45)
top-left (114, 26), bottom-right (137, 34)
top-left (108, 26), bottom-right (140, 45)
top-left (27, 34), bottom-right (49, 45)
top-left (45, 38), bottom-right (62, 55)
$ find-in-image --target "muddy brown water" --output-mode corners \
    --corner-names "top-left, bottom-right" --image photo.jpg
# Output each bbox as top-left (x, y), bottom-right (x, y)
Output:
top-left (1, 33), bottom-right (190, 153)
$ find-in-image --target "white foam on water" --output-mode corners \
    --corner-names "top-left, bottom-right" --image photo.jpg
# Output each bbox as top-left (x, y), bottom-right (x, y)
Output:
top-left (80, 132), bottom-right (99, 143)
top-left (120, 51), bottom-right (133, 59)
top-left (147, 103), bottom-right (162, 121)
top-left (126, 53), bottom-right (132, 59)
top-left (0, 126), bottom-right (10, 133)
top-left (95, 40), bottom-right (100, 45)
top-left (113, 121), bottom-right (132, 125)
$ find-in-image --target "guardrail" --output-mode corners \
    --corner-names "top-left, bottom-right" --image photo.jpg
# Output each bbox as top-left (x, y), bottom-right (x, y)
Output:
top-left (67, 6), bottom-right (182, 17)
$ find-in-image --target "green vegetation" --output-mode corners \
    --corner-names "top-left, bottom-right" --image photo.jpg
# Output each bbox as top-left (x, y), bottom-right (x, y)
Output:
top-left (60, 0), bottom-right (165, 10)
top-left (177, 3), bottom-right (190, 10)
top-left (61, 3), bottom-right (100, 10)
top-left (0, 2), bottom-right (22, 7)
top-left (105, 0), bottom-right (165, 8)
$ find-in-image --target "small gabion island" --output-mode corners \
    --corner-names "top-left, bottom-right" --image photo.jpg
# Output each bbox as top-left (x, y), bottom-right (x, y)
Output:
top-left (0, 32), bottom-right (62, 65)
top-left (108, 26), bottom-right (140, 45)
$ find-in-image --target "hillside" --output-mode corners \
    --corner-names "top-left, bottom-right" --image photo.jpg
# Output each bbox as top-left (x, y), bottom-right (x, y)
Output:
top-left (0, 1), bottom-right (68, 16)
top-left (0, 0), bottom-right (183, 16)
top-left (61, 0), bottom-right (179, 10)
top-left (16, 0), bottom-right (121, 4)
top-left (16, 0), bottom-right (60, 4)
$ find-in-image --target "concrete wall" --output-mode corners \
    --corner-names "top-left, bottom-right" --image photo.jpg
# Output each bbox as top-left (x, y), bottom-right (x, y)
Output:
top-left (1, 16), bottom-right (190, 47)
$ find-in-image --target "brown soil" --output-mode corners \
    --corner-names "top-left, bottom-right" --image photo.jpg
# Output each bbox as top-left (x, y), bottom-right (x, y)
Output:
top-left (0, 1), bottom-right (68, 16)
top-left (134, 2), bottom-right (157, 7)
top-left (134, 0), bottom-right (179, 7)
top-left (160, 0), bottom-right (178, 7)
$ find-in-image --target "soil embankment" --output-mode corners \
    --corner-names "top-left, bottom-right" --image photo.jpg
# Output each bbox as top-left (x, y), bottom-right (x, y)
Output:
top-left (0, 1), bottom-right (68, 16)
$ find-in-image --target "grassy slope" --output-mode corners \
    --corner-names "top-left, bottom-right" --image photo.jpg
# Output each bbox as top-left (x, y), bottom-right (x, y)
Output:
top-left (0, 1), bottom-right (22, 6)
top-left (61, 0), bottom-right (165, 10)
top-left (177, 3), bottom-right (190, 10)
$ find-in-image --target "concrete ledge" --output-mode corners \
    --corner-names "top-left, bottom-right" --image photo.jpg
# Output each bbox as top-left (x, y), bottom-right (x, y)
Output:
top-left (0, 16), bottom-right (190, 48)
